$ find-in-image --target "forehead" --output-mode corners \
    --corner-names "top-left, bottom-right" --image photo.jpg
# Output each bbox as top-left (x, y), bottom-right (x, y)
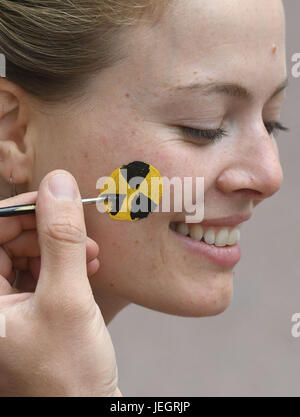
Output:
top-left (125, 0), bottom-right (286, 98)
top-left (164, 0), bottom-right (285, 49)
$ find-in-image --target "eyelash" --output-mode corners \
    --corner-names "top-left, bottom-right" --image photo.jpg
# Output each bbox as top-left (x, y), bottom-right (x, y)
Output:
top-left (179, 122), bottom-right (289, 143)
top-left (264, 121), bottom-right (289, 136)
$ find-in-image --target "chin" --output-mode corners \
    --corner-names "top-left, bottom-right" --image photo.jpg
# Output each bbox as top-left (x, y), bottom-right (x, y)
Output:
top-left (129, 269), bottom-right (234, 318)
top-left (170, 275), bottom-right (233, 318)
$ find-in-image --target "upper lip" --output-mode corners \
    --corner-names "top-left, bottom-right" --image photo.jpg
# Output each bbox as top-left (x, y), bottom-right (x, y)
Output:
top-left (198, 213), bottom-right (252, 227)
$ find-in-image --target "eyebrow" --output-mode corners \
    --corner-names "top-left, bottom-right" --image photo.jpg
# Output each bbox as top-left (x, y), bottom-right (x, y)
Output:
top-left (171, 77), bottom-right (289, 101)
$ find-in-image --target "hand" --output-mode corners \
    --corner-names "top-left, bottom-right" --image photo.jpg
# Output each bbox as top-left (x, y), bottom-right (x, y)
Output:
top-left (0, 170), bottom-right (121, 397)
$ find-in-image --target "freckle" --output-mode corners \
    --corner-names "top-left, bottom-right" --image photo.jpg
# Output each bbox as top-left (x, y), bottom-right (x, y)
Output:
top-left (208, 77), bottom-right (213, 81)
top-left (193, 71), bottom-right (198, 75)
top-left (125, 93), bottom-right (130, 98)
top-left (109, 283), bottom-right (114, 287)
top-left (272, 44), bottom-right (277, 54)
top-left (84, 152), bottom-right (88, 159)
top-left (135, 240), bottom-right (139, 244)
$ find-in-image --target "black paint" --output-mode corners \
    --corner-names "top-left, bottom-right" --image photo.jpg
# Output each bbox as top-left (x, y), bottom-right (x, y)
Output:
top-left (121, 161), bottom-right (150, 190)
top-left (130, 192), bottom-right (157, 220)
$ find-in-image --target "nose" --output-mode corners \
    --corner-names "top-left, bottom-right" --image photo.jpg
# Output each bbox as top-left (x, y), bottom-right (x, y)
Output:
top-left (216, 124), bottom-right (283, 201)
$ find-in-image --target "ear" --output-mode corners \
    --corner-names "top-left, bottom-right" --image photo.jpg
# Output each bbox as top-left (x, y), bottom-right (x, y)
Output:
top-left (0, 77), bottom-right (34, 195)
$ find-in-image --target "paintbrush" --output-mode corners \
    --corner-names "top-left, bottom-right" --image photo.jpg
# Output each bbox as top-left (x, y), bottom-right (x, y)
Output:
top-left (0, 195), bottom-right (117, 217)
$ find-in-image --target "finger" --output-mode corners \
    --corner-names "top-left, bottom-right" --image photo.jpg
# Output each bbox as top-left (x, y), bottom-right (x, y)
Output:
top-left (34, 170), bottom-right (93, 308)
top-left (86, 236), bottom-right (99, 263)
top-left (3, 231), bottom-right (96, 262)
top-left (87, 258), bottom-right (100, 277)
top-left (29, 256), bottom-right (99, 283)
top-left (0, 230), bottom-right (39, 286)
top-left (0, 247), bottom-right (13, 281)
top-left (2, 234), bottom-right (97, 276)
top-left (0, 192), bottom-right (37, 245)
top-left (0, 275), bottom-right (16, 296)
top-left (17, 250), bottom-right (98, 285)
top-left (3, 230), bottom-right (40, 258)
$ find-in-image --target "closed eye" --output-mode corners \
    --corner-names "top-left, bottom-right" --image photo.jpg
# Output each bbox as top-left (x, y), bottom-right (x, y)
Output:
top-left (179, 126), bottom-right (228, 142)
top-left (179, 121), bottom-right (289, 143)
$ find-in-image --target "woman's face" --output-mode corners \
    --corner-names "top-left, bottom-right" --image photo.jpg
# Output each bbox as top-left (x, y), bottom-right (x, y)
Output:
top-left (29, 0), bottom-right (287, 317)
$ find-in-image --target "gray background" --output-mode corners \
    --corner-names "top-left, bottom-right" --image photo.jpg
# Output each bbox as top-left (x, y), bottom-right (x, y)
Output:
top-left (108, 1), bottom-right (300, 396)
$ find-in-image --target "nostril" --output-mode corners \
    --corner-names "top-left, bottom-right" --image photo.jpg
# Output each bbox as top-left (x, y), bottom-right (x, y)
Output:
top-left (234, 188), bottom-right (263, 199)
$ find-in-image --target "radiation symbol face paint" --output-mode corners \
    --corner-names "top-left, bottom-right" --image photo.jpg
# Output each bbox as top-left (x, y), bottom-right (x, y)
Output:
top-left (98, 161), bottom-right (163, 221)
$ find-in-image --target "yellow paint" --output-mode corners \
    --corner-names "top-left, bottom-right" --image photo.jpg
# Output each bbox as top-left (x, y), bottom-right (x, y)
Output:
top-left (98, 162), bottom-right (163, 221)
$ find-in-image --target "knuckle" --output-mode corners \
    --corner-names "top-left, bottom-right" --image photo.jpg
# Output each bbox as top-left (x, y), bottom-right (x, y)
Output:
top-left (44, 218), bottom-right (86, 245)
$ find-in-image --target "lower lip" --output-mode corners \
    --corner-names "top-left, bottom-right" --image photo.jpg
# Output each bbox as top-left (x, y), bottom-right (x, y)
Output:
top-left (171, 229), bottom-right (241, 267)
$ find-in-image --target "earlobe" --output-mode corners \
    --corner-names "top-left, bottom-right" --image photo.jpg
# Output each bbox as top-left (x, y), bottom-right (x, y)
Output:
top-left (0, 79), bottom-right (34, 190)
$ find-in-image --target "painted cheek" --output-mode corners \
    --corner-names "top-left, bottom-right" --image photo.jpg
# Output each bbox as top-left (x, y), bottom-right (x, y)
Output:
top-left (98, 161), bottom-right (163, 221)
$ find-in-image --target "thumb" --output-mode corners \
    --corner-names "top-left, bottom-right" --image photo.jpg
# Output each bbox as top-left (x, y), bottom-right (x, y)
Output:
top-left (34, 170), bottom-right (93, 305)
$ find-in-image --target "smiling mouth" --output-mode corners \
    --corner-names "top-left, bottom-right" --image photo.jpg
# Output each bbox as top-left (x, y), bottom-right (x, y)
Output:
top-left (169, 221), bottom-right (241, 247)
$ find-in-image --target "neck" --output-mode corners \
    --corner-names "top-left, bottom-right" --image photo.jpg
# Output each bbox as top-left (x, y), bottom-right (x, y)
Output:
top-left (93, 292), bottom-right (130, 325)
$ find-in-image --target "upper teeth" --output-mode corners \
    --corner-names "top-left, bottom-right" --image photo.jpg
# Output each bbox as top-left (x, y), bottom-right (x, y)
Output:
top-left (170, 222), bottom-right (241, 246)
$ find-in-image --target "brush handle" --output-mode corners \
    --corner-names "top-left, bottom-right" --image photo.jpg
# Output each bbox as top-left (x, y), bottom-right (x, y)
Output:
top-left (0, 203), bottom-right (36, 217)
top-left (0, 196), bottom-right (115, 217)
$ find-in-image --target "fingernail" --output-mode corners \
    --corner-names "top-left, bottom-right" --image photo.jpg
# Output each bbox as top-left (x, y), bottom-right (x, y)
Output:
top-left (48, 173), bottom-right (78, 200)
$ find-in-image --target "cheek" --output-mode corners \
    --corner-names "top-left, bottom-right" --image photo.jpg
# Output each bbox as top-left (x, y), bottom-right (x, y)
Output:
top-left (150, 145), bottom-right (219, 201)
top-left (88, 210), bottom-right (163, 264)
top-left (90, 217), bottom-right (168, 299)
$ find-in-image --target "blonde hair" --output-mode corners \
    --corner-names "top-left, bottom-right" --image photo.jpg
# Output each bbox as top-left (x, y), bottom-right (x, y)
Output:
top-left (0, 0), bottom-right (170, 103)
